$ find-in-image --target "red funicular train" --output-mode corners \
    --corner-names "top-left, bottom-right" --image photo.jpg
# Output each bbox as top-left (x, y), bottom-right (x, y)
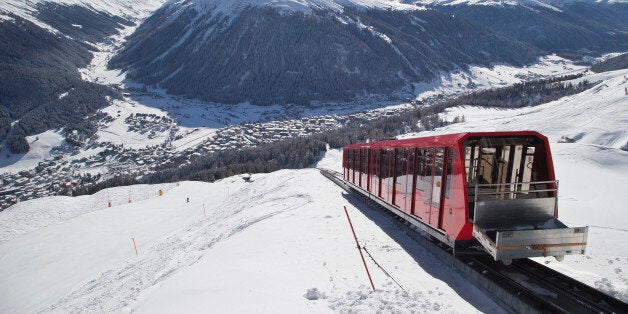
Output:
top-left (342, 131), bottom-right (588, 264)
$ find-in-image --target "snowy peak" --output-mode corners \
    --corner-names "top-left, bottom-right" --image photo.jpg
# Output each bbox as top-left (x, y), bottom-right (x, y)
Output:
top-left (180, 0), bottom-right (424, 16)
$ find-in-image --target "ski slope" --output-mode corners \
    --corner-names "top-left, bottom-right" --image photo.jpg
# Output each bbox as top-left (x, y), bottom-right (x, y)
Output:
top-left (0, 70), bottom-right (626, 312)
top-left (0, 167), bottom-right (504, 313)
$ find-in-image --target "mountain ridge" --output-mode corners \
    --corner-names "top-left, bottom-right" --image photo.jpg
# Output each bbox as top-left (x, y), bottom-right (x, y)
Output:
top-left (109, 0), bottom-right (626, 105)
top-left (110, 4), bottom-right (547, 105)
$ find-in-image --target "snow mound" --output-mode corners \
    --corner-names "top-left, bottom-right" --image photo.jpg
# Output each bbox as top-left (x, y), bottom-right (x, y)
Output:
top-left (304, 287), bottom-right (324, 300)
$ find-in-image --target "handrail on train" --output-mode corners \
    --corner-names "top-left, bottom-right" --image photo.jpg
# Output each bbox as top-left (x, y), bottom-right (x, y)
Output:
top-left (472, 180), bottom-right (559, 203)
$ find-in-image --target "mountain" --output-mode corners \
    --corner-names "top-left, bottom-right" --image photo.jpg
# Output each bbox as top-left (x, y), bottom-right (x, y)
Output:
top-left (439, 2), bottom-right (628, 54)
top-left (109, 0), bottom-right (541, 105)
top-left (109, 0), bottom-right (627, 106)
top-left (0, 0), bottom-right (163, 153)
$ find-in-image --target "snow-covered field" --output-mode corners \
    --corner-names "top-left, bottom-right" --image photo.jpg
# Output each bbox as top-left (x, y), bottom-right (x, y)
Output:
top-left (0, 130), bottom-right (64, 172)
top-left (0, 164), bottom-right (505, 313)
top-left (413, 54), bottom-right (587, 99)
top-left (0, 69), bottom-right (626, 312)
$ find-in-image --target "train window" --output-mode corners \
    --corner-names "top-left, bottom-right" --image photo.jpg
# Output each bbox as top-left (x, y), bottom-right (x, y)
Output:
top-left (394, 148), bottom-right (415, 209)
top-left (359, 149), bottom-right (364, 173)
top-left (417, 148), bottom-right (433, 205)
top-left (432, 148), bottom-right (444, 208)
top-left (445, 148), bottom-right (453, 199)
top-left (381, 148), bottom-right (395, 202)
top-left (405, 148), bottom-right (416, 208)
top-left (463, 136), bottom-right (549, 202)
top-left (382, 149), bottom-right (389, 187)
top-left (395, 148), bottom-right (404, 180)
top-left (520, 146), bottom-right (535, 193)
top-left (478, 147), bottom-right (497, 184)
top-left (371, 149), bottom-right (381, 196)
top-left (464, 145), bottom-right (480, 183)
top-left (363, 149), bottom-right (369, 174)
top-left (415, 149), bottom-right (425, 192)
top-left (351, 149), bottom-right (357, 183)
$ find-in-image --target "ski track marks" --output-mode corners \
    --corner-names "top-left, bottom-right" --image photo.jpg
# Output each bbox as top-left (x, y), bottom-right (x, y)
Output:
top-left (44, 177), bottom-right (311, 312)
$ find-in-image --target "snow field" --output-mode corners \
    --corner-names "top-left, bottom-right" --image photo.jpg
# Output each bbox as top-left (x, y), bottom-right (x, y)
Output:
top-left (412, 54), bottom-right (587, 100)
top-left (0, 130), bottom-right (65, 172)
top-left (0, 168), bottom-right (504, 313)
top-left (0, 182), bottom-right (177, 243)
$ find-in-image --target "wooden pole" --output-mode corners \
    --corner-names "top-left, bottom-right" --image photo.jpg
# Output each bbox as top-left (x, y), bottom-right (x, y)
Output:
top-left (344, 206), bottom-right (376, 292)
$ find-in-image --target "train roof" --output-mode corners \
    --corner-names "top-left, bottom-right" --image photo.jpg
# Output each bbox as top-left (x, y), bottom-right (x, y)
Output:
top-left (344, 131), bottom-right (547, 149)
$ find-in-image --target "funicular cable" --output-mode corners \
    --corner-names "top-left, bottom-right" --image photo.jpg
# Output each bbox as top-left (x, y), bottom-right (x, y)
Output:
top-left (361, 245), bottom-right (406, 292)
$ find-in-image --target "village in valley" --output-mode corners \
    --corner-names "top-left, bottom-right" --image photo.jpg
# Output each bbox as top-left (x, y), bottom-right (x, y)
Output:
top-left (0, 101), bottom-right (415, 210)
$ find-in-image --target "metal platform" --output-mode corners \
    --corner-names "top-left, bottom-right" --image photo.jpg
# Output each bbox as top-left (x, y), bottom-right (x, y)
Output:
top-left (470, 181), bottom-right (588, 263)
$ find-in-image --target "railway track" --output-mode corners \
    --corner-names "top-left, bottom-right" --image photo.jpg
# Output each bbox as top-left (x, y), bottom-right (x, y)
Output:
top-left (319, 168), bottom-right (628, 313)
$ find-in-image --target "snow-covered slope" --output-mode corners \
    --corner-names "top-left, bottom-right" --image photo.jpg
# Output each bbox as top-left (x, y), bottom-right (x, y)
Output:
top-left (0, 168), bottom-right (505, 313)
top-left (412, 69), bottom-right (628, 149)
top-left (0, 69), bottom-right (626, 312)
